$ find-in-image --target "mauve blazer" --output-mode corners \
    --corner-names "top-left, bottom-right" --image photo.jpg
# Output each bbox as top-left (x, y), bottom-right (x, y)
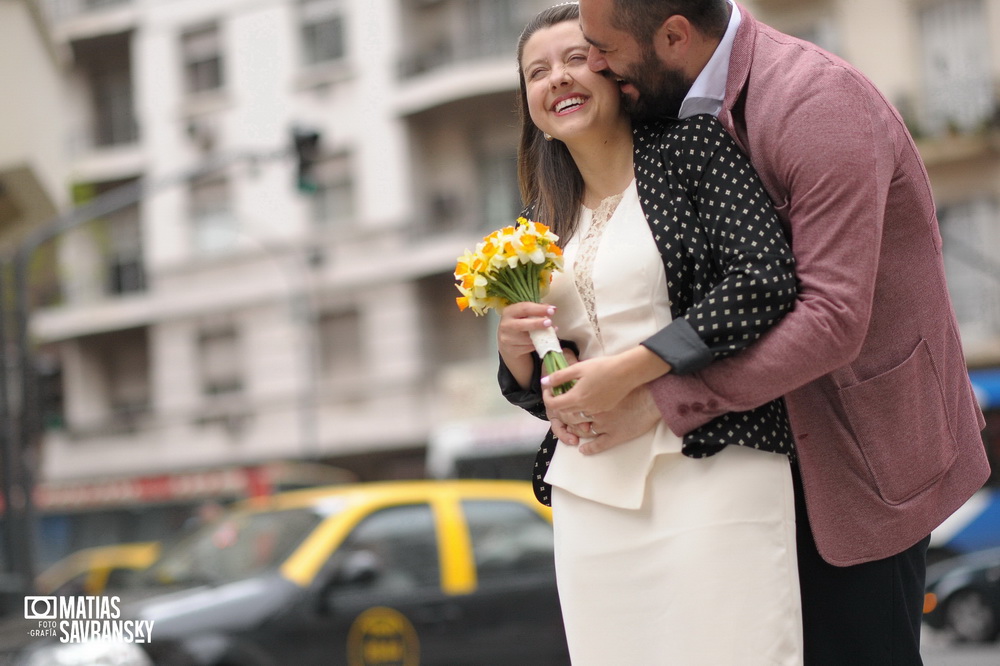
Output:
top-left (648, 5), bottom-right (990, 566)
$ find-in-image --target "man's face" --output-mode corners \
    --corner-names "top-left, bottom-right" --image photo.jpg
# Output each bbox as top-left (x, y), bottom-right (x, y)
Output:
top-left (579, 0), bottom-right (693, 120)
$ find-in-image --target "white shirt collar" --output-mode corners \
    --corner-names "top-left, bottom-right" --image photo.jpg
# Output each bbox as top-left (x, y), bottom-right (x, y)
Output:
top-left (678, 1), bottom-right (741, 119)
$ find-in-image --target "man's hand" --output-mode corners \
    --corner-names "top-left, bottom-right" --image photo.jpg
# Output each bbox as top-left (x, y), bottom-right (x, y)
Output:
top-left (546, 385), bottom-right (662, 455)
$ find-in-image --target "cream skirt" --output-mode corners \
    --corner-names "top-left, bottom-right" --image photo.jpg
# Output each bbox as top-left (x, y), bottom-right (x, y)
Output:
top-left (550, 445), bottom-right (803, 665)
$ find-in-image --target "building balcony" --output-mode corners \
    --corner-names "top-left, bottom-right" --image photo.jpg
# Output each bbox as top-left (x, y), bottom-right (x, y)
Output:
top-left (394, 53), bottom-right (515, 117)
top-left (46, 0), bottom-right (137, 42)
top-left (394, 0), bottom-right (537, 114)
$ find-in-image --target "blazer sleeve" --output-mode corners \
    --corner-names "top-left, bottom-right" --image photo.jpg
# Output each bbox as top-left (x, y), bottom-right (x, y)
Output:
top-left (498, 339), bottom-right (581, 419)
top-left (498, 354), bottom-right (547, 420)
top-left (649, 68), bottom-right (896, 435)
top-left (640, 117), bottom-right (798, 374)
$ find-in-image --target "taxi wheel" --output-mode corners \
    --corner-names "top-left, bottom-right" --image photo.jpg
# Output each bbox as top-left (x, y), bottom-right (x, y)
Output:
top-left (945, 589), bottom-right (999, 643)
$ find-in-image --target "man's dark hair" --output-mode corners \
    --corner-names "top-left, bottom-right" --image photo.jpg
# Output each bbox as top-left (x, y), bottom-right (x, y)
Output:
top-left (611, 0), bottom-right (730, 44)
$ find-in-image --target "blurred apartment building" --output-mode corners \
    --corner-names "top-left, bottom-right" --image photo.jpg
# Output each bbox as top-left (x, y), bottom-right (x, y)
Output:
top-left (31, 0), bottom-right (553, 559)
top-left (24, 0), bottom-right (1000, 559)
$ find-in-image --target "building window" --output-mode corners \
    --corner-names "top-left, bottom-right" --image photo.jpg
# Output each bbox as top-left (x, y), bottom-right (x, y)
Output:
top-left (479, 151), bottom-right (519, 233)
top-left (920, 0), bottom-right (994, 134)
top-left (199, 326), bottom-right (243, 396)
top-left (91, 63), bottom-right (137, 146)
top-left (940, 198), bottom-right (1000, 342)
top-left (311, 154), bottom-right (355, 227)
top-left (190, 177), bottom-right (237, 254)
top-left (105, 205), bottom-right (145, 295)
top-left (466, 0), bottom-right (535, 60)
top-left (300, 0), bottom-right (346, 66)
top-left (71, 32), bottom-right (137, 148)
top-left (181, 24), bottom-right (224, 95)
top-left (417, 273), bottom-right (493, 365)
top-left (318, 309), bottom-right (363, 380)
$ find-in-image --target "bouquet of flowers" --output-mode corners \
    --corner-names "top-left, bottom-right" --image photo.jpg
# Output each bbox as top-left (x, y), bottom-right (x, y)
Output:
top-left (454, 217), bottom-right (575, 395)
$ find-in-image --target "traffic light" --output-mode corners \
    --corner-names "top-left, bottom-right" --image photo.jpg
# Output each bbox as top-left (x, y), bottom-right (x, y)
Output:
top-left (292, 128), bottom-right (321, 194)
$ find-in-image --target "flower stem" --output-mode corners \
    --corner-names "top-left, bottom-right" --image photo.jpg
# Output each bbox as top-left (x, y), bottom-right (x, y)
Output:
top-left (541, 350), bottom-right (575, 396)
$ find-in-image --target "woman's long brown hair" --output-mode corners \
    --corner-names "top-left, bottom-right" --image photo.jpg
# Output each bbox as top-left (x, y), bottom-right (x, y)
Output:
top-left (515, 3), bottom-right (585, 241)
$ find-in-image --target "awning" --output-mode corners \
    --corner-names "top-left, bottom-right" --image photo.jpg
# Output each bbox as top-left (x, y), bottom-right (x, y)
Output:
top-left (1, 462), bottom-right (356, 513)
top-left (970, 368), bottom-right (1000, 409)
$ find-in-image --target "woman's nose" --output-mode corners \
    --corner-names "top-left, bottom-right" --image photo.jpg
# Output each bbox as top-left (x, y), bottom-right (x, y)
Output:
top-left (549, 66), bottom-right (571, 87)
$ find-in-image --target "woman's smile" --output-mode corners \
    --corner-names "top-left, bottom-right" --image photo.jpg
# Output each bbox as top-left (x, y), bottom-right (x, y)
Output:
top-left (553, 94), bottom-right (590, 115)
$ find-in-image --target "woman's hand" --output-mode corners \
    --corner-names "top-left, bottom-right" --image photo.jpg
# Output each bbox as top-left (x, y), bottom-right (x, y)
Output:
top-left (497, 302), bottom-right (557, 389)
top-left (541, 346), bottom-right (671, 417)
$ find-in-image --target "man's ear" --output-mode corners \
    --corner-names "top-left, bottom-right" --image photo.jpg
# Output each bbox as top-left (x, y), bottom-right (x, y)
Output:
top-left (653, 15), bottom-right (692, 59)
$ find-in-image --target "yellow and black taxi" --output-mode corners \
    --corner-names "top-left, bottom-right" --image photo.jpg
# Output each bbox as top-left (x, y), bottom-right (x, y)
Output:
top-left (35, 542), bottom-right (161, 597)
top-left (11, 480), bottom-right (569, 666)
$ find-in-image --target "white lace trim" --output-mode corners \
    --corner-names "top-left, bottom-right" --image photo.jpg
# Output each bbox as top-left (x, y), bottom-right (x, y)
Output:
top-left (575, 191), bottom-right (625, 351)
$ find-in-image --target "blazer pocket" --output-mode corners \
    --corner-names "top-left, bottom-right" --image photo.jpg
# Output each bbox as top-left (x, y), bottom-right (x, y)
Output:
top-left (838, 339), bottom-right (958, 505)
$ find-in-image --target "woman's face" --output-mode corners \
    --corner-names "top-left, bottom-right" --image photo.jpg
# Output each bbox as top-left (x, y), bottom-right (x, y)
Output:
top-left (521, 20), bottom-right (625, 145)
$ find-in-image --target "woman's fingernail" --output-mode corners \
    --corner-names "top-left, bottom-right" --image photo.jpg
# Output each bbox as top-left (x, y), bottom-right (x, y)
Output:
top-left (540, 376), bottom-right (551, 387)
top-left (542, 318), bottom-right (552, 327)
top-left (547, 306), bottom-right (556, 315)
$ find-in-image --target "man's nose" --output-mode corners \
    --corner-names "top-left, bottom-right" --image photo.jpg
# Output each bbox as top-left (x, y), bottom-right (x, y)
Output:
top-left (587, 46), bottom-right (607, 72)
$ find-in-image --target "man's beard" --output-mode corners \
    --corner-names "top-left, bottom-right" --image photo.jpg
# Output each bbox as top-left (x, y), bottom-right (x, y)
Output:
top-left (619, 49), bottom-right (691, 121)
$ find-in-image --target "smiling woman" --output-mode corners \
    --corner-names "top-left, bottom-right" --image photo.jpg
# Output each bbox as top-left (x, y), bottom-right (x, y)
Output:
top-left (515, 9), bottom-right (634, 237)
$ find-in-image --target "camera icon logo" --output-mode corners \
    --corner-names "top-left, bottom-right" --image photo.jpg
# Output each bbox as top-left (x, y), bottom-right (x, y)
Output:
top-left (24, 596), bottom-right (57, 620)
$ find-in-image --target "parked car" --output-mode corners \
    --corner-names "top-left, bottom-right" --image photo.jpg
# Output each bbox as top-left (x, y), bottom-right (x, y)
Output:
top-left (9, 480), bottom-right (569, 665)
top-left (923, 545), bottom-right (1000, 643)
top-left (35, 542), bottom-right (161, 597)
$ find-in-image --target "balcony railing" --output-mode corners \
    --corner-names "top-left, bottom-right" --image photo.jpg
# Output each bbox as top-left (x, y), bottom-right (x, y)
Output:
top-left (398, 33), bottom-right (518, 79)
top-left (46, 0), bottom-right (133, 22)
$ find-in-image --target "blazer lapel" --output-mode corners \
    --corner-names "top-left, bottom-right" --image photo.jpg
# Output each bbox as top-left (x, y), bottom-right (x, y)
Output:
top-left (720, 3), bottom-right (757, 153)
top-left (632, 124), bottom-right (693, 322)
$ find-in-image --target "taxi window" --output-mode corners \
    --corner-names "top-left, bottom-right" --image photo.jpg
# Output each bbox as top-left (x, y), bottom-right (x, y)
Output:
top-left (335, 504), bottom-right (439, 591)
top-left (462, 500), bottom-right (555, 582)
top-left (104, 567), bottom-right (141, 591)
top-left (145, 508), bottom-right (322, 586)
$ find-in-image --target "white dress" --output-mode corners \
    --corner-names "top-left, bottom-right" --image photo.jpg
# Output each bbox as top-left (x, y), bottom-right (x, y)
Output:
top-left (543, 181), bottom-right (803, 665)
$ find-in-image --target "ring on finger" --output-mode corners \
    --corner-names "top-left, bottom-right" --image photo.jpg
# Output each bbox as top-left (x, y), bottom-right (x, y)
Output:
top-left (579, 411), bottom-right (591, 421)
top-left (589, 424), bottom-right (599, 436)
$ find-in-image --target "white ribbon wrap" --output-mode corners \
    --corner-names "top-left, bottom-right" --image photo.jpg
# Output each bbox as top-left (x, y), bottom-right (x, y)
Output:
top-left (529, 326), bottom-right (562, 357)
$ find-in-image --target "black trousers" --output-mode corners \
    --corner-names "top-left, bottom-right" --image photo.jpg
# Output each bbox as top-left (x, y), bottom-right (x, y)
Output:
top-left (793, 465), bottom-right (929, 666)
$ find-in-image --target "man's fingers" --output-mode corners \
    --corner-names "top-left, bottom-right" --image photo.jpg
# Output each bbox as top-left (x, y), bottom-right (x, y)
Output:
top-left (579, 435), bottom-right (618, 456)
top-left (550, 418), bottom-right (580, 446)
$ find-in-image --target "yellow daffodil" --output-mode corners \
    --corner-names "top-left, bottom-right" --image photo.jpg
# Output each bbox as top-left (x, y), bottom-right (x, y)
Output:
top-left (452, 217), bottom-right (574, 394)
